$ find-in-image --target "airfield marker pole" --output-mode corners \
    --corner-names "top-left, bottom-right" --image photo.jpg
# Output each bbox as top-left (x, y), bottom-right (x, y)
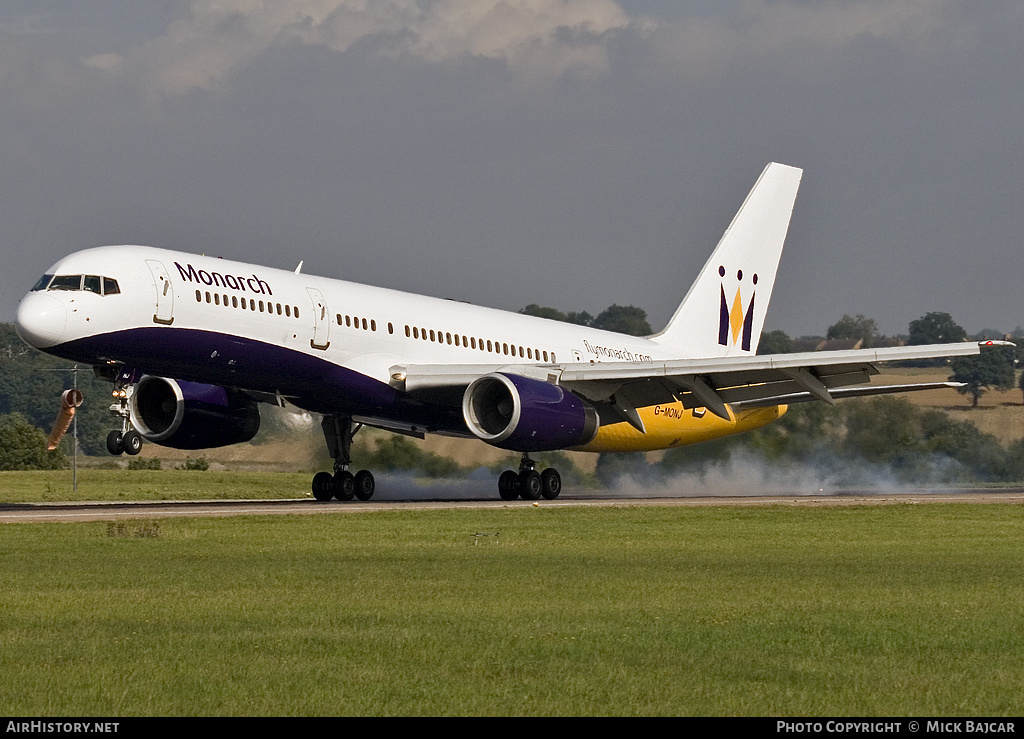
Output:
top-left (72, 365), bottom-right (78, 493)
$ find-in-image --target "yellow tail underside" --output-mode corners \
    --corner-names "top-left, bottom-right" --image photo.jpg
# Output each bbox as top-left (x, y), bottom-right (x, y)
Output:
top-left (573, 402), bottom-right (786, 453)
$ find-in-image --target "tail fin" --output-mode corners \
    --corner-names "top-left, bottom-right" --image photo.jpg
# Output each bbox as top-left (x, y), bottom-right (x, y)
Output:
top-left (650, 162), bottom-right (803, 356)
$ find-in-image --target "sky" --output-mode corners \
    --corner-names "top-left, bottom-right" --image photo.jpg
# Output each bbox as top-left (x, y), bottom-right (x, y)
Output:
top-left (1, 0), bottom-right (1021, 338)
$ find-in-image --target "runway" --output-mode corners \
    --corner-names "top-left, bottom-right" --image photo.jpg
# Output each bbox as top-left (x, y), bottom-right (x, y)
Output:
top-left (3, 489), bottom-right (1023, 523)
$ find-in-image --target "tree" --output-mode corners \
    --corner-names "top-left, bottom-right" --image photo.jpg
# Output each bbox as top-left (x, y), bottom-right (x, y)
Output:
top-left (827, 314), bottom-right (878, 346)
top-left (950, 346), bottom-right (1015, 407)
top-left (519, 304), bottom-right (593, 326)
top-left (518, 304), bottom-right (651, 335)
top-left (908, 312), bottom-right (967, 345)
top-left (591, 305), bottom-right (652, 336)
top-left (904, 312), bottom-right (969, 367)
top-left (0, 413), bottom-right (66, 470)
top-left (519, 304), bottom-right (567, 322)
top-left (757, 329), bottom-right (793, 355)
top-left (565, 311), bottom-right (595, 327)
top-left (0, 323), bottom-right (112, 455)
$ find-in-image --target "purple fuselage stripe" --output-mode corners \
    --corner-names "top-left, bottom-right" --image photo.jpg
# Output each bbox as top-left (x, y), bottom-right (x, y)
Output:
top-left (49, 327), bottom-right (466, 433)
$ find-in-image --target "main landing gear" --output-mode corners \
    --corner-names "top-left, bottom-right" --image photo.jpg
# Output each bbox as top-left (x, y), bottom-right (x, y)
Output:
top-left (497, 454), bottom-right (561, 501)
top-left (106, 381), bottom-right (143, 456)
top-left (312, 414), bottom-right (375, 502)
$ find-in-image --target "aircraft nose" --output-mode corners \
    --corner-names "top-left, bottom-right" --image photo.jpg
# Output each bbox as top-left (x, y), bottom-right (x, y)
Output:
top-left (15, 293), bottom-right (67, 348)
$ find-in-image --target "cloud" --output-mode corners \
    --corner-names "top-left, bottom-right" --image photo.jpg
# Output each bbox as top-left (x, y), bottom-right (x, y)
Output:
top-left (88, 0), bottom-right (639, 95)
top-left (81, 0), bottom-right (987, 97)
top-left (648, 0), bottom-right (977, 76)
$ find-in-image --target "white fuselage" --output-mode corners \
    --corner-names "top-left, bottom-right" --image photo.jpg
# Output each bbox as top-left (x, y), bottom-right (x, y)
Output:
top-left (16, 245), bottom-right (683, 436)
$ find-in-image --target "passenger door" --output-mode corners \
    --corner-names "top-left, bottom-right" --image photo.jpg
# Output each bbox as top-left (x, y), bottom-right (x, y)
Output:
top-left (146, 260), bottom-right (174, 325)
top-left (307, 287), bottom-right (330, 350)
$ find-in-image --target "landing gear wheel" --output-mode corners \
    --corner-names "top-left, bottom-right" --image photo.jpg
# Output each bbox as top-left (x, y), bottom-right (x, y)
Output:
top-left (353, 470), bottom-right (375, 501)
top-left (315, 415), bottom-right (376, 502)
top-left (498, 470), bottom-right (519, 501)
top-left (519, 470), bottom-right (543, 500)
top-left (106, 430), bottom-right (124, 456)
top-left (332, 471), bottom-right (355, 501)
top-left (541, 468), bottom-right (562, 500)
top-left (312, 471), bottom-right (334, 501)
top-left (122, 430), bottom-right (143, 456)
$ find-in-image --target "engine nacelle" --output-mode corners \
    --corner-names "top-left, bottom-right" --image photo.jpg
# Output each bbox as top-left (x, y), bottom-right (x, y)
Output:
top-left (462, 373), bottom-right (598, 452)
top-left (129, 376), bottom-right (260, 450)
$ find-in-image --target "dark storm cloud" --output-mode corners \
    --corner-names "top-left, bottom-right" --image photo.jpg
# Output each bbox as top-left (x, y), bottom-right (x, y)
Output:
top-left (1, 1), bottom-right (1021, 338)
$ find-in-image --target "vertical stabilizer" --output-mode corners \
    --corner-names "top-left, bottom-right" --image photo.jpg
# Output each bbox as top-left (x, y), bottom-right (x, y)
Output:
top-left (650, 162), bottom-right (802, 356)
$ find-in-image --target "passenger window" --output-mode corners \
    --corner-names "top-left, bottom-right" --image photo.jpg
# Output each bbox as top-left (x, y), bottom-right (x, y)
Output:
top-left (294, 307), bottom-right (299, 319)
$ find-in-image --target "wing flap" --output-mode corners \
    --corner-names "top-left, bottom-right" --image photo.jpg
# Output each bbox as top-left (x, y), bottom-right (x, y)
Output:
top-left (733, 382), bottom-right (966, 409)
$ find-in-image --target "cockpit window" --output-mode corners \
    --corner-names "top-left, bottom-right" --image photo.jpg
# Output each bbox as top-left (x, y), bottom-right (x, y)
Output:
top-left (37, 274), bottom-right (121, 296)
top-left (49, 275), bottom-right (83, 291)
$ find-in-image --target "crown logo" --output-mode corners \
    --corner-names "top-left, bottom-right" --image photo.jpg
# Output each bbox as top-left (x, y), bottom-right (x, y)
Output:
top-left (718, 266), bottom-right (756, 352)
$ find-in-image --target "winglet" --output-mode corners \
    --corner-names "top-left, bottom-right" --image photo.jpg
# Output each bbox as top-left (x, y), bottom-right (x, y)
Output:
top-left (650, 163), bottom-right (803, 356)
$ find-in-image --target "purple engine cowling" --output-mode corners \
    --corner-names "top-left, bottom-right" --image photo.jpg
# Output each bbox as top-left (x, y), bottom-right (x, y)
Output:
top-left (129, 376), bottom-right (260, 450)
top-left (462, 373), bottom-right (598, 452)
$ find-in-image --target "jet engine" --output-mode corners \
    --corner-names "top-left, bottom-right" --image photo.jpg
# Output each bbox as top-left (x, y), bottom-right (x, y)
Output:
top-left (129, 376), bottom-right (260, 450)
top-left (462, 373), bottom-right (598, 452)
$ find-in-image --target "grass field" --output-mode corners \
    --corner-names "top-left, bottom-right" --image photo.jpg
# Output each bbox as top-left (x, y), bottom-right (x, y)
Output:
top-left (0, 470), bottom-right (311, 503)
top-left (2, 504), bottom-right (1023, 716)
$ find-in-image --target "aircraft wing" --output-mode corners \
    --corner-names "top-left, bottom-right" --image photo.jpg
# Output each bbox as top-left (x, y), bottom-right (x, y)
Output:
top-left (394, 341), bottom-right (999, 429)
